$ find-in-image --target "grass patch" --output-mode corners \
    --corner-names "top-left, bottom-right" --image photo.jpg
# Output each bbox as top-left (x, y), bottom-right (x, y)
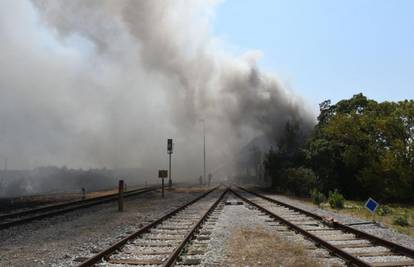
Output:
top-left (263, 189), bottom-right (413, 237)
top-left (225, 226), bottom-right (323, 267)
top-left (320, 200), bottom-right (414, 237)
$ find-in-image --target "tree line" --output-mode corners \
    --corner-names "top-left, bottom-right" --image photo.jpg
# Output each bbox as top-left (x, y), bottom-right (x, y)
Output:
top-left (264, 93), bottom-right (414, 203)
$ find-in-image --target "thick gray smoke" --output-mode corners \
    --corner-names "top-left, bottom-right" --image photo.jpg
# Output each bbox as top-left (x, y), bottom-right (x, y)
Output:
top-left (0, 0), bottom-right (314, 182)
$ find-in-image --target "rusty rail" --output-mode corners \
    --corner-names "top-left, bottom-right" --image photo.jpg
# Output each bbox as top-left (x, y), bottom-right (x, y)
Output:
top-left (236, 186), bottom-right (414, 260)
top-left (0, 186), bottom-right (159, 230)
top-left (162, 189), bottom-right (228, 266)
top-left (78, 186), bottom-right (222, 267)
top-left (230, 188), bottom-right (370, 266)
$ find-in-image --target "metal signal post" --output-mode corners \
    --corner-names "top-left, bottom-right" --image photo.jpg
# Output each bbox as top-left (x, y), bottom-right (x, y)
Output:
top-left (158, 170), bottom-right (168, 198)
top-left (167, 139), bottom-right (173, 188)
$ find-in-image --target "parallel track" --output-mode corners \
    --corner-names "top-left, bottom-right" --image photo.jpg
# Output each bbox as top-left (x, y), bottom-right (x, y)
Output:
top-left (233, 186), bottom-right (414, 267)
top-left (0, 186), bottom-right (159, 230)
top-left (78, 186), bottom-right (227, 267)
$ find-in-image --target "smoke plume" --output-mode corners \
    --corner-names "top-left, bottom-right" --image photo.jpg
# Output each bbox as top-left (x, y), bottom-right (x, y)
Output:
top-left (0, 0), bottom-right (314, 180)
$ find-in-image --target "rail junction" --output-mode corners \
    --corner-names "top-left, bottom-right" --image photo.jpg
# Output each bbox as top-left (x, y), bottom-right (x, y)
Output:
top-left (1, 185), bottom-right (413, 266)
top-left (72, 186), bottom-right (414, 267)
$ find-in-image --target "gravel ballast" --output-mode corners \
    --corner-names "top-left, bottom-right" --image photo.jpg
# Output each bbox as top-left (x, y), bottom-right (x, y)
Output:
top-left (202, 193), bottom-right (344, 266)
top-left (0, 188), bottom-right (206, 267)
top-left (259, 191), bottom-right (414, 250)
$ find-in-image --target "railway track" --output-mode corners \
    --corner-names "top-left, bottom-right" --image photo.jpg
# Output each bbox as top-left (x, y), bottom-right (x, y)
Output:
top-left (0, 186), bottom-right (159, 230)
top-left (78, 186), bottom-right (227, 267)
top-left (232, 186), bottom-right (414, 267)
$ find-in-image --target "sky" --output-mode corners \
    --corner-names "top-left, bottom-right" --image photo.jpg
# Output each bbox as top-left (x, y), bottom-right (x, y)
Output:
top-left (213, 0), bottom-right (414, 110)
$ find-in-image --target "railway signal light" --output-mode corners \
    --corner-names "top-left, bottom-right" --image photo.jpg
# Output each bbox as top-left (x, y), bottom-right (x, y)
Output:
top-left (167, 139), bottom-right (173, 153)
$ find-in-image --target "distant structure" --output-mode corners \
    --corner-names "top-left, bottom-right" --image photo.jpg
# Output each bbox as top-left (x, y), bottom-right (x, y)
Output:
top-left (236, 135), bottom-right (274, 186)
top-left (208, 173), bottom-right (212, 186)
top-left (0, 157), bottom-right (7, 188)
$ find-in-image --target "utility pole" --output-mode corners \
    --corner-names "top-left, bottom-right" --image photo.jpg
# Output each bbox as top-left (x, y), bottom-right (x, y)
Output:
top-left (201, 119), bottom-right (206, 185)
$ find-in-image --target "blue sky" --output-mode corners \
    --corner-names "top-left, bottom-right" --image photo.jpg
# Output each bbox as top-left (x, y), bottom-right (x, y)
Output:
top-left (213, 0), bottom-right (414, 109)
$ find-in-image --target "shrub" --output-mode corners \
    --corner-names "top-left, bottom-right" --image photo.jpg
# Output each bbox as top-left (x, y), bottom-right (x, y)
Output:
top-left (377, 205), bottom-right (392, 216)
top-left (328, 189), bottom-right (345, 209)
top-left (310, 188), bottom-right (326, 207)
top-left (393, 214), bottom-right (409, 226)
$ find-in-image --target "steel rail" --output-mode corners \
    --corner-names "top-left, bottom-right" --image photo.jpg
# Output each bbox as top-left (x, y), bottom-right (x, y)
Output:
top-left (78, 186), bottom-right (221, 267)
top-left (0, 186), bottom-right (159, 230)
top-left (230, 188), bottom-right (371, 267)
top-left (237, 186), bottom-right (414, 259)
top-left (162, 188), bottom-right (228, 266)
top-left (0, 186), bottom-right (157, 220)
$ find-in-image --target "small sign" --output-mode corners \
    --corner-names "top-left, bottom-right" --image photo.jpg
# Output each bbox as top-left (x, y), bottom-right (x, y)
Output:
top-left (167, 139), bottom-right (173, 153)
top-left (158, 170), bottom-right (168, 178)
top-left (364, 197), bottom-right (379, 214)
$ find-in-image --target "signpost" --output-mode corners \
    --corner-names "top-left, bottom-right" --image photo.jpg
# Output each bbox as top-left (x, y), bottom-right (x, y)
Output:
top-left (364, 197), bottom-right (379, 222)
top-left (167, 139), bottom-right (173, 188)
top-left (159, 170), bottom-right (168, 198)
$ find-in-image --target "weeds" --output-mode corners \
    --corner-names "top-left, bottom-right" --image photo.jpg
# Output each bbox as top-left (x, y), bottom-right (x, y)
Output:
top-left (393, 214), bottom-right (410, 226)
top-left (310, 188), bottom-right (326, 207)
top-left (377, 205), bottom-right (392, 216)
top-left (328, 189), bottom-right (345, 209)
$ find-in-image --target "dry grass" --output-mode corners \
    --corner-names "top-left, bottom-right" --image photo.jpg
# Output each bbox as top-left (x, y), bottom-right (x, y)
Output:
top-left (168, 186), bottom-right (211, 193)
top-left (224, 226), bottom-right (322, 267)
top-left (321, 201), bottom-right (414, 237)
top-left (269, 191), bottom-right (413, 237)
top-left (86, 188), bottom-right (118, 198)
top-left (0, 187), bottom-right (122, 213)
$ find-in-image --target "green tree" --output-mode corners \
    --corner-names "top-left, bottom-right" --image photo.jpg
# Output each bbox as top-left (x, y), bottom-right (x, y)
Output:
top-left (306, 94), bottom-right (414, 201)
top-left (265, 93), bottom-right (414, 202)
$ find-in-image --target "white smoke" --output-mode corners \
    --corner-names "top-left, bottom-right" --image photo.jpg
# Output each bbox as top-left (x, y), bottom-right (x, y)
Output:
top-left (0, 0), bottom-right (314, 180)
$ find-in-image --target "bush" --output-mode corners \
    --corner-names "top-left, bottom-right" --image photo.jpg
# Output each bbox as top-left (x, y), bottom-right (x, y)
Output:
top-left (310, 188), bottom-right (326, 206)
top-left (393, 214), bottom-right (409, 226)
top-left (328, 189), bottom-right (345, 209)
top-left (377, 205), bottom-right (392, 216)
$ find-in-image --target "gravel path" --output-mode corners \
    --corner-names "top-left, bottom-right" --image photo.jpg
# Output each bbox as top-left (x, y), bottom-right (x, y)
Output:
top-left (259, 191), bottom-right (414, 250)
top-left (0, 188), bottom-right (206, 267)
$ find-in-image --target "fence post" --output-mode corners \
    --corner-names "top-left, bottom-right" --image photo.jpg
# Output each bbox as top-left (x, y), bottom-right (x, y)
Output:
top-left (118, 180), bottom-right (124, 212)
top-left (81, 188), bottom-right (86, 200)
